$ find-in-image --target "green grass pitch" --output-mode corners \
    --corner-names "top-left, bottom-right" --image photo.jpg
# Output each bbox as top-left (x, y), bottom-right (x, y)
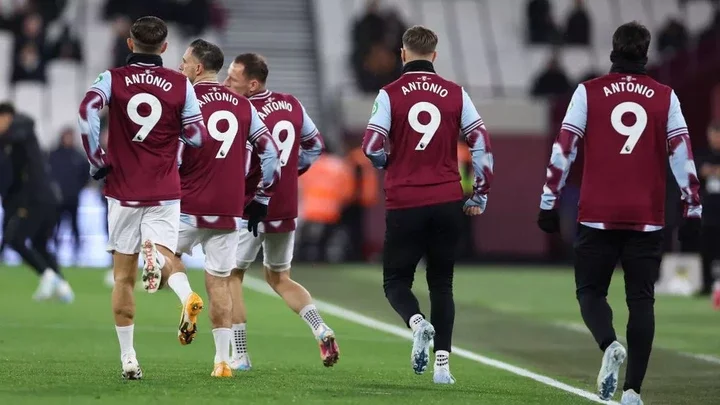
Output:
top-left (1, 264), bottom-right (719, 404)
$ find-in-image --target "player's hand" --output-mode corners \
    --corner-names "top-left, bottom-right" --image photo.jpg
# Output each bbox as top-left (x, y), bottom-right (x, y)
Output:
top-left (245, 200), bottom-right (268, 237)
top-left (537, 209), bottom-right (560, 234)
top-left (463, 206), bottom-right (483, 216)
top-left (678, 217), bottom-right (701, 247)
top-left (91, 166), bottom-right (110, 181)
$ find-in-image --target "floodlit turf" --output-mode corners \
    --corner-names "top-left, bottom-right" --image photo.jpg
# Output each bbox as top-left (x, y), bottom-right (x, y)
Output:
top-left (1, 266), bottom-right (599, 405)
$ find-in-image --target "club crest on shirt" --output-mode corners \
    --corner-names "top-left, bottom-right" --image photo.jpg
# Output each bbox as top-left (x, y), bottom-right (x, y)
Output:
top-left (372, 101), bottom-right (378, 116)
top-left (93, 74), bottom-right (103, 84)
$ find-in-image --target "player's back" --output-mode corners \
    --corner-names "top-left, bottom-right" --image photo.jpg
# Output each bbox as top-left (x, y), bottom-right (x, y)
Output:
top-left (382, 72), bottom-right (464, 209)
top-left (180, 82), bottom-right (252, 228)
top-left (246, 90), bottom-right (303, 222)
top-left (104, 63), bottom-right (194, 203)
top-left (580, 73), bottom-right (673, 227)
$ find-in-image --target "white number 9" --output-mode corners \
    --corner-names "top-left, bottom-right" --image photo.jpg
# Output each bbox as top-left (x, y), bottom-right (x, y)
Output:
top-left (271, 120), bottom-right (295, 167)
top-left (127, 93), bottom-right (162, 142)
top-left (611, 101), bottom-right (647, 155)
top-left (208, 110), bottom-right (239, 159)
top-left (408, 101), bottom-right (441, 150)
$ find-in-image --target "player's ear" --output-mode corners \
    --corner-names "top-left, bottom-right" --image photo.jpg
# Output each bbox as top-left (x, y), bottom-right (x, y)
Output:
top-left (400, 48), bottom-right (406, 64)
top-left (430, 51), bottom-right (437, 63)
top-left (159, 42), bottom-right (168, 54)
top-left (126, 38), bottom-right (133, 52)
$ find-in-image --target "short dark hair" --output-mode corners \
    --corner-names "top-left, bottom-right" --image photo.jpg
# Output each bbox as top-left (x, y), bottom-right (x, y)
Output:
top-left (189, 39), bottom-right (224, 73)
top-left (130, 16), bottom-right (168, 53)
top-left (233, 53), bottom-right (269, 83)
top-left (612, 21), bottom-right (651, 61)
top-left (402, 25), bottom-right (438, 55)
top-left (0, 102), bottom-right (15, 115)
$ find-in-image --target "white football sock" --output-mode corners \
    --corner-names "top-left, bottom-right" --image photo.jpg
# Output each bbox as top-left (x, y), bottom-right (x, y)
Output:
top-left (299, 304), bottom-right (326, 337)
top-left (167, 272), bottom-right (192, 304)
top-left (435, 350), bottom-right (450, 369)
top-left (212, 328), bottom-right (232, 364)
top-left (409, 314), bottom-right (425, 332)
top-left (115, 324), bottom-right (136, 359)
top-left (231, 323), bottom-right (247, 356)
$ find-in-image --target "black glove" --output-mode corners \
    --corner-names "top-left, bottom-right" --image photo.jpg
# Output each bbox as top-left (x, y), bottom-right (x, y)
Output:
top-left (245, 200), bottom-right (268, 237)
top-left (537, 209), bottom-right (560, 234)
top-left (678, 217), bottom-right (701, 247)
top-left (92, 166), bottom-right (110, 181)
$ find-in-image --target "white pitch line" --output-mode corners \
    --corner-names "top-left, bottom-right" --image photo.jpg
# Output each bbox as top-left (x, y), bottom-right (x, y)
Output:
top-left (241, 277), bottom-right (619, 405)
top-left (555, 321), bottom-right (720, 366)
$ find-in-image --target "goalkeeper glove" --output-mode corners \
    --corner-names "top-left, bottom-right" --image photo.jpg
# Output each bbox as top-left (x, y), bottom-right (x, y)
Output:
top-left (537, 209), bottom-right (560, 234)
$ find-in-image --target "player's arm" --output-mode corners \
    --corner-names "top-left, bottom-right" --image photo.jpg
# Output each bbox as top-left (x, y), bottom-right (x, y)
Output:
top-left (362, 90), bottom-right (391, 169)
top-left (461, 88), bottom-right (494, 212)
top-left (667, 90), bottom-right (702, 219)
top-left (539, 84), bottom-right (585, 212)
top-left (298, 103), bottom-right (324, 176)
top-left (180, 78), bottom-right (207, 148)
top-left (248, 104), bottom-right (281, 204)
top-left (78, 71), bottom-right (111, 177)
top-left (245, 141), bottom-right (252, 177)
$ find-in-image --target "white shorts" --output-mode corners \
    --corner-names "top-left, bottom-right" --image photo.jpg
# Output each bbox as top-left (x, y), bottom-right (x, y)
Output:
top-left (177, 221), bottom-right (239, 277)
top-left (106, 200), bottom-right (180, 255)
top-left (236, 228), bottom-right (295, 272)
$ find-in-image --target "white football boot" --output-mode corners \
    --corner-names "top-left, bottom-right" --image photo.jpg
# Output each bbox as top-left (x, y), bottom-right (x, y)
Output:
top-left (597, 341), bottom-right (627, 400)
top-left (229, 353), bottom-right (252, 371)
top-left (54, 278), bottom-right (75, 303)
top-left (141, 240), bottom-right (162, 293)
top-left (121, 355), bottom-right (143, 380)
top-left (411, 320), bottom-right (435, 375)
top-left (621, 389), bottom-right (643, 405)
top-left (33, 269), bottom-right (58, 301)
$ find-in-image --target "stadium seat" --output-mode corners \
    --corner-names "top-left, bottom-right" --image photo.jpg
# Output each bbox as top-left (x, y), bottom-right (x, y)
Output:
top-left (13, 82), bottom-right (50, 148)
top-left (418, 0), bottom-right (459, 82)
top-left (0, 32), bottom-right (12, 100)
top-left (48, 61), bottom-right (81, 135)
top-left (454, 0), bottom-right (493, 92)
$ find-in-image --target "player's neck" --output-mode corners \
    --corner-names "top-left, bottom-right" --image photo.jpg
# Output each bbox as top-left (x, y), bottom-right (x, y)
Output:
top-left (402, 59), bottom-right (435, 74)
top-left (608, 51), bottom-right (647, 75)
top-left (194, 73), bottom-right (218, 84)
top-left (247, 87), bottom-right (268, 98)
top-left (126, 52), bottom-right (163, 67)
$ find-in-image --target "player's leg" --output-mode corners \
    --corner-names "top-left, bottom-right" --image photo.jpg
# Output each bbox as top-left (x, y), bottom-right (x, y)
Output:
top-left (574, 225), bottom-right (625, 400)
top-left (4, 205), bottom-right (61, 300)
top-left (141, 206), bottom-right (203, 345)
top-left (30, 208), bottom-right (73, 303)
top-left (228, 226), bottom-right (263, 370)
top-left (106, 199), bottom-right (143, 379)
top-left (383, 206), bottom-right (430, 374)
top-left (425, 201), bottom-right (463, 384)
top-left (202, 230), bottom-right (239, 377)
top-left (618, 230), bottom-right (663, 401)
top-left (263, 231), bottom-right (339, 367)
top-left (69, 201), bottom-right (81, 260)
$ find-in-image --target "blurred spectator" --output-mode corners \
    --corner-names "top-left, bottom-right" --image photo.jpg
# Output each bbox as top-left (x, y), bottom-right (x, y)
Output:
top-left (351, 0), bottom-right (406, 93)
top-left (564, 0), bottom-right (590, 45)
top-left (531, 53), bottom-right (572, 97)
top-left (697, 122), bottom-right (720, 295)
top-left (110, 15), bottom-right (131, 68)
top-left (48, 127), bottom-right (88, 260)
top-left (104, 0), bottom-right (211, 37)
top-left (580, 69), bottom-right (601, 83)
top-left (48, 25), bottom-right (83, 62)
top-left (657, 18), bottom-right (688, 56)
top-left (527, 0), bottom-right (559, 44)
top-left (0, 148), bottom-right (11, 259)
top-left (341, 141), bottom-right (379, 261)
top-left (297, 152), bottom-right (354, 262)
top-left (11, 12), bottom-right (47, 83)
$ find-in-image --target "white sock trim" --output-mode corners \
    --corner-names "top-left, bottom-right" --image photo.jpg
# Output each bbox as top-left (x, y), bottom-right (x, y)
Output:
top-left (167, 272), bottom-right (192, 304)
top-left (212, 328), bottom-right (232, 364)
top-left (409, 314), bottom-right (425, 332)
top-left (115, 324), bottom-right (136, 360)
